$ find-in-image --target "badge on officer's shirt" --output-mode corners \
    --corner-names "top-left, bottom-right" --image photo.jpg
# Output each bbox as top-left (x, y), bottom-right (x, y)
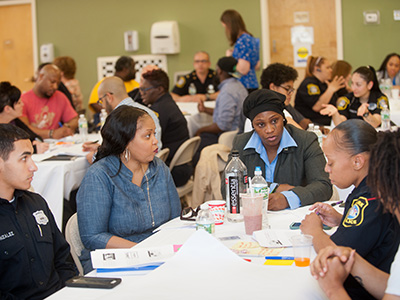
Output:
top-left (377, 96), bottom-right (389, 110)
top-left (307, 84), bottom-right (320, 95)
top-left (337, 97), bottom-right (350, 110)
top-left (176, 77), bottom-right (186, 88)
top-left (342, 197), bottom-right (369, 227)
top-left (33, 210), bottom-right (49, 225)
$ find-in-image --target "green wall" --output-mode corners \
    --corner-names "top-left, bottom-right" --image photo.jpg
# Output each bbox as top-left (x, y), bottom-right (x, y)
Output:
top-left (36, 0), bottom-right (262, 108)
top-left (342, 0), bottom-right (400, 69)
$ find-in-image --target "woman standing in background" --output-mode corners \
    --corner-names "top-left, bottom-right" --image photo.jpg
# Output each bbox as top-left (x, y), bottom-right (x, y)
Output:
top-left (220, 9), bottom-right (260, 93)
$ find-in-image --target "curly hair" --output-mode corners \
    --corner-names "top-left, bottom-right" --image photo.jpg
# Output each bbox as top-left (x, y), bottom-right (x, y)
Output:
top-left (260, 63), bottom-right (298, 89)
top-left (368, 130), bottom-right (400, 214)
top-left (141, 69), bottom-right (169, 92)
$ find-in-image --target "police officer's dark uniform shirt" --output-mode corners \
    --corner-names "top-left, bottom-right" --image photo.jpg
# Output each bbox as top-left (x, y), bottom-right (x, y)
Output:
top-left (0, 190), bottom-right (76, 299)
top-left (294, 76), bottom-right (338, 125)
top-left (337, 90), bottom-right (389, 121)
top-left (331, 178), bottom-right (400, 300)
top-left (172, 69), bottom-right (218, 96)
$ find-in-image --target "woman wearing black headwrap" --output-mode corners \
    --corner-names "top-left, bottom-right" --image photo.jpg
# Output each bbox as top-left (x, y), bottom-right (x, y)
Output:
top-left (228, 89), bottom-right (332, 210)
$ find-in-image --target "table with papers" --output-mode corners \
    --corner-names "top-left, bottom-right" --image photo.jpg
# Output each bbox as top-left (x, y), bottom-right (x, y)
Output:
top-left (31, 134), bottom-right (99, 230)
top-left (48, 203), bottom-right (345, 299)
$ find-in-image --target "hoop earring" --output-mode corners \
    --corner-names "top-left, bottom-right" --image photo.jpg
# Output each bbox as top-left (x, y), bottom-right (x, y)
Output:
top-left (124, 149), bottom-right (131, 162)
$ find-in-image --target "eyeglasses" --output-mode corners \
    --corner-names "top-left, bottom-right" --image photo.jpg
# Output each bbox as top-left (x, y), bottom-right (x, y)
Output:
top-left (180, 206), bottom-right (201, 221)
top-left (194, 60), bottom-right (209, 64)
top-left (97, 92), bottom-right (113, 105)
top-left (279, 86), bottom-right (295, 95)
top-left (139, 86), bottom-right (157, 93)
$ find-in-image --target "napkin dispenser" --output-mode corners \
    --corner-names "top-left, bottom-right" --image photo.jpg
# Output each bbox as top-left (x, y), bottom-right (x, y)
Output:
top-left (151, 21), bottom-right (180, 54)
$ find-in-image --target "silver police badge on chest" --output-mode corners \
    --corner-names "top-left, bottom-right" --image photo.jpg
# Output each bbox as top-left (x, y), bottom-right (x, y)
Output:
top-left (33, 210), bottom-right (49, 225)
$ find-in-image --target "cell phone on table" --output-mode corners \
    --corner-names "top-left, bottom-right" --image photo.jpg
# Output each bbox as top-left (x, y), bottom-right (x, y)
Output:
top-left (289, 222), bottom-right (331, 230)
top-left (65, 276), bottom-right (121, 289)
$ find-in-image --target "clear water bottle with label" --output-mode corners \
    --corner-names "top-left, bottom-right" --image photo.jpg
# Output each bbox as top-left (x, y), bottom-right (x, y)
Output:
top-left (381, 105), bottom-right (391, 131)
top-left (196, 203), bottom-right (215, 234)
top-left (224, 150), bottom-right (248, 222)
top-left (252, 166), bottom-right (269, 228)
top-left (100, 109), bottom-right (108, 129)
top-left (189, 83), bottom-right (197, 95)
top-left (314, 125), bottom-right (323, 145)
top-left (78, 114), bottom-right (88, 141)
top-left (307, 123), bottom-right (315, 132)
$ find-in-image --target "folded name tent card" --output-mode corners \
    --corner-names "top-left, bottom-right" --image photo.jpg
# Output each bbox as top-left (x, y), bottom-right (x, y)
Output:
top-left (90, 244), bottom-right (178, 270)
top-left (252, 229), bottom-right (297, 248)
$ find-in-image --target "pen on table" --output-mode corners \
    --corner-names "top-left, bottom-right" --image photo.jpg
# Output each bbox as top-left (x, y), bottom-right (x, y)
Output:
top-left (58, 122), bottom-right (70, 128)
top-left (270, 184), bottom-right (279, 194)
top-left (331, 200), bottom-right (344, 207)
top-left (89, 140), bottom-right (99, 144)
top-left (265, 256), bottom-right (294, 260)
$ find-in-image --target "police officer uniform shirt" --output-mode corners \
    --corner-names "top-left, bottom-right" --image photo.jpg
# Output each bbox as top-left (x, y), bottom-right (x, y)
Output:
top-left (337, 90), bottom-right (389, 120)
top-left (172, 69), bottom-right (218, 96)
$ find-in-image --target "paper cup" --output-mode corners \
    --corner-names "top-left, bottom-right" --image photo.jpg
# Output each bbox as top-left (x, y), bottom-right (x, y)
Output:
top-left (392, 89), bottom-right (399, 100)
top-left (290, 235), bottom-right (313, 267)
top-left (205, 200), bottom-right (226, 225)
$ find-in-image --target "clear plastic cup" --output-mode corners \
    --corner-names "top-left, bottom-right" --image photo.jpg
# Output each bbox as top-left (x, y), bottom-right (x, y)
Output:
top-left (241, 193), bottom-right (263, 235)
top-left (290, 235), bottom-right (313, 267)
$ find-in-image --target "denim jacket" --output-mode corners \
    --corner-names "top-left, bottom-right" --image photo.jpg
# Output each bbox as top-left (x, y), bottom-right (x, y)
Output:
top-left (77, 155), bottom-right (180, 251)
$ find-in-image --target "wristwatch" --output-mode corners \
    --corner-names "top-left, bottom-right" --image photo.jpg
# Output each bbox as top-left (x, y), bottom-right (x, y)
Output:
top-left (205, 93), bottom-right (210, 101)
top-left (363, 111), bottom-right (370, 118)
top-left (49, 129), bottom-right (54, 138)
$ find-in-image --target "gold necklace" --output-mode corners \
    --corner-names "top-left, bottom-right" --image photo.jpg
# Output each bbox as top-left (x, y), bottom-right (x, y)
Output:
top-left (142, 165), bottom-right (155, 227)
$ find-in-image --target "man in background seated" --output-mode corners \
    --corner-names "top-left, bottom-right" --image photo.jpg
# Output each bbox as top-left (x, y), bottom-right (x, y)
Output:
top-left (259, 63), bottom-right (311, 130)
top-left (0, 124), bottom-right (76, 299)
top-left (83, 76), bottom-right (162, 160)
top-left (171, 51), bottom-right (219, 102)
top-left (140, 69), bottom-right (191, 187)
top-left (88, 56), bottom-right (139, 114)
top-left (193, 56), bottom-right (248, 165)
top-left (20, 64), bottom-right (78, 140)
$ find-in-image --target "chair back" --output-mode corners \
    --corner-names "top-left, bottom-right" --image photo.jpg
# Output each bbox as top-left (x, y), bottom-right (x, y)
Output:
top-left (65, 213), bottom-right (85, 275)
top-left (156, 148), bottom-right (170, 162)
top-left (169, 137), bottom-right (201, 171)
top-left (218, 129), bottom-right (238, 149)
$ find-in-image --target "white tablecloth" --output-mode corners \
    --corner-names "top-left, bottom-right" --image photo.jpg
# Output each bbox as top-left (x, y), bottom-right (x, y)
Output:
top-left (31, 134), bottom-right (99, 230)
top-left (177, 101), bottom-right (216, 137)
top-left (48, 204), bottom-right (343, 299)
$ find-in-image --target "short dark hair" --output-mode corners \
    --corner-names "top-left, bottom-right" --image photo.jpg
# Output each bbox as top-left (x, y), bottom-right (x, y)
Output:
top-left (331, 119), bottom-right (377, 156)
top-left (0, 124), bottom-right (30, 161)
top-left (368, 130), bottom-right (400, 214)
top-left (115, 56), bottom-right (135, 72)
top-left (0, 82), bottom-right (21, 113)
top-left (95, 106), bottom-right (148, 174)
top-left (53, 56), bottom-right (77, 79)
top-left (142, 69), bottom-right (169, 92)
top-left (260, 63), bottom-right (298, 89)
top-left (377, 53), bottom-right (400, 73)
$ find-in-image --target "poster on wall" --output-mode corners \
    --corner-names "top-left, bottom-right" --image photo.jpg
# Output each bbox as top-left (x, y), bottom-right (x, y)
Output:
top-left (291, 25), bottom-right (314, 67)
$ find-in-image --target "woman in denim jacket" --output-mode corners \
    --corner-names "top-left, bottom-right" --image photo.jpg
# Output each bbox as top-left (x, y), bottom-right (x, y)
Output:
top-left (77, 106), bottom-right (181, 273)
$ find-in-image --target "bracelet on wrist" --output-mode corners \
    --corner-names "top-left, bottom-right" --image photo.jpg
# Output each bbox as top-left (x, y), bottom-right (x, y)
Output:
top-left (205, 93), bottom-right (210, 101)
top-left (49, 129), bottom-right (54, 138)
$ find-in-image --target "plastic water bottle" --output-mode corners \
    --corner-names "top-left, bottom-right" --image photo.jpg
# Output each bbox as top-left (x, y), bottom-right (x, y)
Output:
top-left (100, 109), bottom-right (108, 129)
top-left (189, 83), bottom-right (197, 95)
top-left (78, 114), bottom-right (88, 141)
top-left (307, 123), bottom-right (315, 132)
top-left (196, 203), bottom-right (215, 234)
top-left (224, 150), bottom-right (248, 222)
top-left (252, 166), bottom-right (269, 229)
top-left (207, 84), bottom-right (215, 95)
top-left (314, 125), bottom-right (323, 145)
top-left (381, 105), bottom-right (391, 131)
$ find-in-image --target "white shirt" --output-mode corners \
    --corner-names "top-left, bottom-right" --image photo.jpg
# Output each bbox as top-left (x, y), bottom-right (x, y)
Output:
top-left (386, 243), bottom-right (400, 296)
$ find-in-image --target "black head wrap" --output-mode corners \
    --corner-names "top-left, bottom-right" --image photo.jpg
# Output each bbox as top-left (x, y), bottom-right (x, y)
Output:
top-left (243, 89), bottom-right (286, 121)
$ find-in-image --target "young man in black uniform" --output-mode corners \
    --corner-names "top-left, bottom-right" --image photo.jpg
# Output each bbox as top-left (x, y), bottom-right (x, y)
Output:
top-left (171, 51), bottom-right (219, 102)
top-left (0, 124), bottom-right (76, 299)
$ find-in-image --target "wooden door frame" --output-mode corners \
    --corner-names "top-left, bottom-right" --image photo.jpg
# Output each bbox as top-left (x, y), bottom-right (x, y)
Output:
top-left (0, 0), bottom-right (38, 71)
top-left (260, 0), bottom-right (343, 68)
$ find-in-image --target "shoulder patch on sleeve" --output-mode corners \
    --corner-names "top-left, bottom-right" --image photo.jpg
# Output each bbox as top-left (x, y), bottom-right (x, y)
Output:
top-left (337, 97), bottom-right (350, 111)
top-left (307, 84), bottom-right (320, 95)
top-left (342, 197), bottom-right (369, 227)
top-left (176, 77), bottom-right (186, 88)
top-left (377, 96), bottom-right (389, 110)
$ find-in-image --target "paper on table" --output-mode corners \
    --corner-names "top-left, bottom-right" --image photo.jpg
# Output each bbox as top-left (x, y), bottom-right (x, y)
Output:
top-left (90, 245), bottom-right (176, 269)
top-left (230, 241), bottom-right (284, 256)
top-left (252, 229), bottom-right (298, 248)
